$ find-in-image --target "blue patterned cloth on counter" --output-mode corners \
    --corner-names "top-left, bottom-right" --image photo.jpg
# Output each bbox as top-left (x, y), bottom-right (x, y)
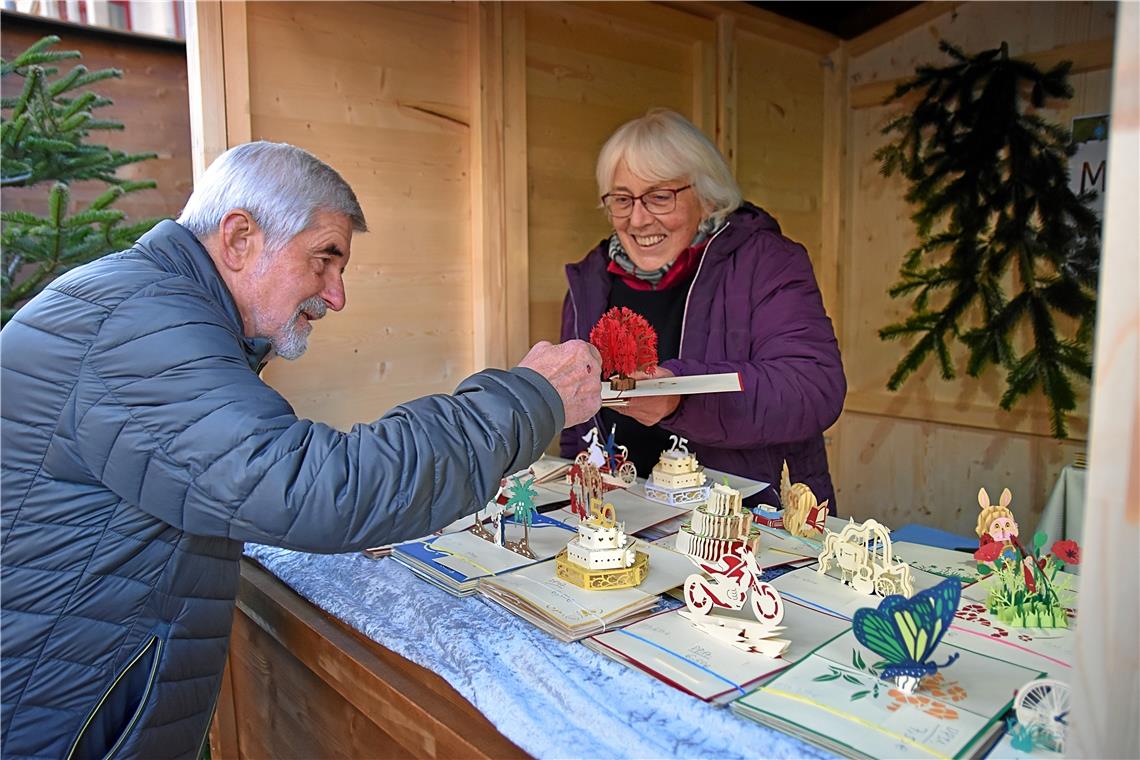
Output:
top-left (243, 544), bottom-right (833, 759)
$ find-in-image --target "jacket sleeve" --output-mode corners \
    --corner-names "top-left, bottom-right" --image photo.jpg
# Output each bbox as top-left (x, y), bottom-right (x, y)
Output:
top-left (660, 236), bottom-right (846, 447)
top-left (75, 289), bottom-right (564, 552)
top-left (558, 290), bottom-right (594, 458)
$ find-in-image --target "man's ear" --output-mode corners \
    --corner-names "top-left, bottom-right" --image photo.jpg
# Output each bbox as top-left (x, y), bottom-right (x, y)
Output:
top-left (217, 209), bottom-right (261, 272)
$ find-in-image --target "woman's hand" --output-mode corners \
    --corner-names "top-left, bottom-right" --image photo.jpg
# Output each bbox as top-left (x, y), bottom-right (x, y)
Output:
top-left (614, 366), bottom-right (680, 426)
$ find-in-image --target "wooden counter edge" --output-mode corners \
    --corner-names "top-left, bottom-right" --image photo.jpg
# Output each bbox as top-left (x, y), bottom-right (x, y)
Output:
top-left (209, 556), bottom-right (530, 760)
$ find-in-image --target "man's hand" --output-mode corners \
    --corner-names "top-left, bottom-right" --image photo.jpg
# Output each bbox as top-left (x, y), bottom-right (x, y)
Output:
top-left (614, 365), bottom-right (680, 426)
top-left (517, 340), bottom-right (602, 427)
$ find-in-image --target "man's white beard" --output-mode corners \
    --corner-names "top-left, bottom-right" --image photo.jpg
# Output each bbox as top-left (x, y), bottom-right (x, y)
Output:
top-left (273, 296), bottom-right (326, 360)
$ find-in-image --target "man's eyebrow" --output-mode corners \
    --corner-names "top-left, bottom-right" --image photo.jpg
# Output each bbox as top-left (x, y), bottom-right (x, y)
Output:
top-left (318, 244), bottom-right (345, 258)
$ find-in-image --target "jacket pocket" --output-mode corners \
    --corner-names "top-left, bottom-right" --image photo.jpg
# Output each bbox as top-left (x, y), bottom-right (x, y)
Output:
top-left (66, 632), bottom-right (164, 760)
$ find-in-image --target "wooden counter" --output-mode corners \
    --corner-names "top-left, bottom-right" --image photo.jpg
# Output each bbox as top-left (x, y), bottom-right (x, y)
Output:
top-left (209, 558), bottom-right (528, 759)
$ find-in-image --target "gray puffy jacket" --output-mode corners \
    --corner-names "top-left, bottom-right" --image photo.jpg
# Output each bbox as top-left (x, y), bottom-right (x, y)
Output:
top-left (0, 221), bottom-right (562, 759)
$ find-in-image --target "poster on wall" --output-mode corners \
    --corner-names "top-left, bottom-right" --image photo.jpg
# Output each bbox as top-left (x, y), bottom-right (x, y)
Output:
top-left (1069, 114), bottom-right (1109, 220)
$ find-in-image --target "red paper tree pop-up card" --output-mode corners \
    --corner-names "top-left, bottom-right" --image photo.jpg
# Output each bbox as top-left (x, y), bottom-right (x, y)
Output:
top-left (589, 306), bottom-right (658, 391)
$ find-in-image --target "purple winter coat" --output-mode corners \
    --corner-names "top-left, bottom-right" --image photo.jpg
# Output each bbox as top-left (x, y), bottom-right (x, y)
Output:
top-left (560, 203), bottom-right (846, 507)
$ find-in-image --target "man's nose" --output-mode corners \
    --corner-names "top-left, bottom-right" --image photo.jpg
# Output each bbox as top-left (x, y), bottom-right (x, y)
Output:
top-left (322, 274), bottom-right (346, 312)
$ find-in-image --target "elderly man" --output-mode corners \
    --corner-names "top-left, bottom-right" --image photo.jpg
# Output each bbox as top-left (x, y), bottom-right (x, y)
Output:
top-left (0, 141), bottom-right (601, 759)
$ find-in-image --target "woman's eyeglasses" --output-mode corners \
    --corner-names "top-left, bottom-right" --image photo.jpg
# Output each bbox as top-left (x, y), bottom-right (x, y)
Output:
top-left (601, 185), bottom-right (692, 217)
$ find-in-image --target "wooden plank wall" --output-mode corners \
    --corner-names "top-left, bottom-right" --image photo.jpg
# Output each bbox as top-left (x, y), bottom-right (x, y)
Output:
top-left (523, 2), bottom-right (716, 348)
top-left (831, 1), bottom-right (1117, 534)
top-left (227, 2), bottom-right (476, 430)
top-left (0, 13), bottom-right (192, 225)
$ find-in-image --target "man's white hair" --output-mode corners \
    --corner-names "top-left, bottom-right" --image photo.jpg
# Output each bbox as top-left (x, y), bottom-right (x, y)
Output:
top-left (178, 141), bottom-right (367, 251)
top-left (596, 109), bottom-right (742, 227)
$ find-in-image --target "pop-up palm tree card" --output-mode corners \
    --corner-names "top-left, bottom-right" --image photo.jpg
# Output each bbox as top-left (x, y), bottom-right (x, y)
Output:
top-left (818, 518), bottom-right (915, 598)
top-left (555, 498), bottom-right (649, 590)
top-left (780, 461), bottom-right (830, 539)
top-left (970, 487), bottom-right (1079, 629)
top-left (680, 541), bottom-right (790, 656)
top-left (502, 475), bottom-right (539, 559)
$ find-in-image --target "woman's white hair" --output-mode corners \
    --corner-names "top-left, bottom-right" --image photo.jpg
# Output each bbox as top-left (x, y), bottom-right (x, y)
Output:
top-left (596, 109), bottom-right (742, 227)
top-left (178, 141), bottom-right (367, 252)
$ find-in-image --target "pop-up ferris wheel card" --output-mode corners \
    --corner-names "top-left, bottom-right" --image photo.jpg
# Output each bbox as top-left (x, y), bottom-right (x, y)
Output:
top-left (680, 541), bottom-right (790, 656)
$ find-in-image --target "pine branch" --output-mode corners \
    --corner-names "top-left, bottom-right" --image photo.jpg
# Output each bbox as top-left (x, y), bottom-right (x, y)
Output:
top-left (875, 38), bottom-right (1100, 438)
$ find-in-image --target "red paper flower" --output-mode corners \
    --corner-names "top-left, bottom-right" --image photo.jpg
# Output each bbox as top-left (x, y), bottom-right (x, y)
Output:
top-left (973, 542), bottom-right (1003, 562)
top-left (589, 307), bottom-right (658, 379)
top-left (1052, 539), bottom-right (1081, 565)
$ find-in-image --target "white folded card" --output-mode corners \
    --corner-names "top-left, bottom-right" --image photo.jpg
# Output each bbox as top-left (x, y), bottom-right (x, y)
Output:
top-left (601, 372), bottom-right (743, 405)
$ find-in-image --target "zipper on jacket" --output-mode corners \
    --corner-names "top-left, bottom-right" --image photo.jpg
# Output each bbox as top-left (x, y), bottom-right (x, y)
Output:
top-left (678, 221), bottom-right (730, 359)
top-left (65, 634), bottom-right (165, 760)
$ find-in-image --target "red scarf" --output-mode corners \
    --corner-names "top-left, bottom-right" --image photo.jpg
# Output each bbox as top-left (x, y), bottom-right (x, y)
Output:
top-left (607, 239), bottom-right (708, 291)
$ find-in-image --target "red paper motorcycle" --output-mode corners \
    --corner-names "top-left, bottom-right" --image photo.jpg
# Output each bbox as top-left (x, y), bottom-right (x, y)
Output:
top-left (683, 541), bottom-right (784, 626)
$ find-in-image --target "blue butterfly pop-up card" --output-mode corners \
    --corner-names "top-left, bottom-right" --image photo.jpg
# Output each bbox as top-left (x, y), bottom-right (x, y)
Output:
top-left (852, 576), bottom-right (963, 694)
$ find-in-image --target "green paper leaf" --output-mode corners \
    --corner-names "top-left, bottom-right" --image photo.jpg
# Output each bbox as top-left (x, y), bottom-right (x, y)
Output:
top-left (1033, 531), bottom-right (1048, 550)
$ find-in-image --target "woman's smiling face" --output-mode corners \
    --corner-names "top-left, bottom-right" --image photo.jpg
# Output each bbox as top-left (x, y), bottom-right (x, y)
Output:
top-left (609, 161), bottom-right (704, 271)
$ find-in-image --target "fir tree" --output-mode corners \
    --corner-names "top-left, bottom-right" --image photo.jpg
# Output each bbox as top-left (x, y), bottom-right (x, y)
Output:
top-left (875, 40), bottom-right (1100, 438)
top-left (2, 35), bottom-right (160, 325)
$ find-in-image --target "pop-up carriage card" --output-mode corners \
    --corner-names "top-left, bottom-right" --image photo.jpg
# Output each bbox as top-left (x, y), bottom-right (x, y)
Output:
top-left (971, 487), bottom-right (1079, 628)
top-left (817, 518), bottom-right (915, 598)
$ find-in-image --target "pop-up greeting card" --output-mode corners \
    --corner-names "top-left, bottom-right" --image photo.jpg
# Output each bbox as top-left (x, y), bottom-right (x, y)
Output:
top-left (852, 576), bottom-right (962, 694)
top-left (972, 488), bottom-right (1079, 628)
top-left (817, 518), bottom-right (915, 598)
top-left (680, 541), bottom-right (790, 656)
top-left (644, 435), bottom-right (710, 507)
top-left (590, 306), bottom-right (658, 391)
top-left (780, 461), bottom-right (829, 539)
top-left (555, 498), bottom-right (649, 590)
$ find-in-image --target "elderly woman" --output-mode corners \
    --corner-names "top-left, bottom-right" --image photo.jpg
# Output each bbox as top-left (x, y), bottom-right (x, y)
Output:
top-left (559, 109), bottom-right (846, 506)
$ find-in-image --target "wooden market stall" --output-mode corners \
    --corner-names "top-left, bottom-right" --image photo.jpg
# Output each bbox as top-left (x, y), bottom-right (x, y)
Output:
top-left (182, 1), bottom-right (1127, 756)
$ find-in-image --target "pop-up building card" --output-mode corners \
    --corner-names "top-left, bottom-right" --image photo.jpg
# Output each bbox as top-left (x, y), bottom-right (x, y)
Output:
top-left (555, 498), bottom-right (649, 590)
top-left (780, 461), bottom-right (829, 539)
top-left (590, 306), bottom-right (658, 391)
top-left (851, 576), bottom-right (962, 695)
top-left (971, 487), bottom-right (1079, 628)
top-left (817, 518), bottom-right (915, 598)
top-left (674, 478), bottom-right (761, 562)
top-left (644, 435), bottom-right (710, 507)
top-left (680, 542), bottom-right (791, 656)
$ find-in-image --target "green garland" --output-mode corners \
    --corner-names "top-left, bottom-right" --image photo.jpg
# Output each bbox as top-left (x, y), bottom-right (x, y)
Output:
top-left (875, 41), bottom-right (1100, 438)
